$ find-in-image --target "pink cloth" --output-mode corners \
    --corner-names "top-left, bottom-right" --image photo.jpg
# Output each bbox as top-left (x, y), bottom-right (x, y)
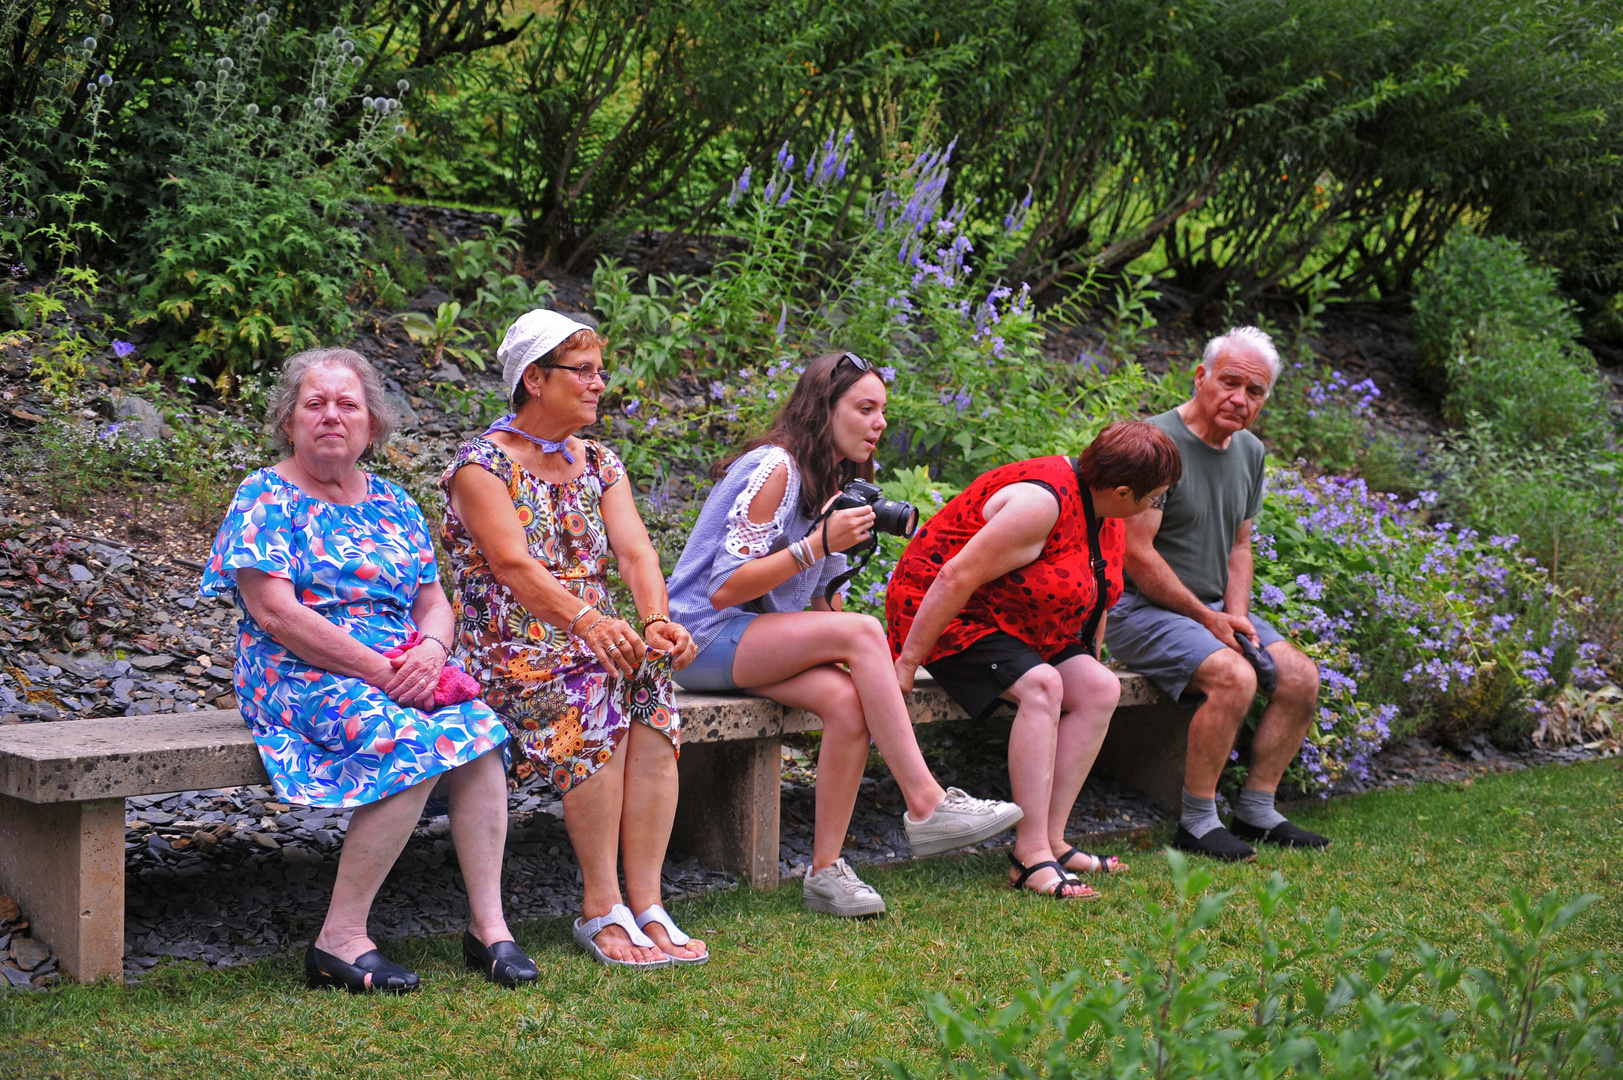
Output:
top-left (382, 632), bottom-right (482, 707)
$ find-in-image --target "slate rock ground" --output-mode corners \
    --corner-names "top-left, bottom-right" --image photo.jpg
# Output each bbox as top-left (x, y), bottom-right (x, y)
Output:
top-left (0, 894), bottom-right (60, 992)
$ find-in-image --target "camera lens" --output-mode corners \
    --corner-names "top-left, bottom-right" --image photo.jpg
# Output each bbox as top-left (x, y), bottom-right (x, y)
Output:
top-left (873, 497), bottom-right (918, 538)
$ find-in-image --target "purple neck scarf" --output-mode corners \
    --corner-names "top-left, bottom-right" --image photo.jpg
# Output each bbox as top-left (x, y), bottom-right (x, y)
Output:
top-left (484, 414), bottom-right (575, 464)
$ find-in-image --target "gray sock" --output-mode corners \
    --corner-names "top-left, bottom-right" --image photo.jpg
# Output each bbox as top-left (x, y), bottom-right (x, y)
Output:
top-left (1180, 789), bottom-right (1223, 839)
top-left (1234, 788), bottom-right (1286, 830)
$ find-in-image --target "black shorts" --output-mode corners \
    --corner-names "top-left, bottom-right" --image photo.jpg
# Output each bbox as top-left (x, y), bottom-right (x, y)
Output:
top-left (923, 631), bottom-right (1094, 722)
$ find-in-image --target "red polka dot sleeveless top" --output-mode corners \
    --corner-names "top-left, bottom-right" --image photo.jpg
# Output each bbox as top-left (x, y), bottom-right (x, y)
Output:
top-left (885, 455), bottom-right (1125, 664)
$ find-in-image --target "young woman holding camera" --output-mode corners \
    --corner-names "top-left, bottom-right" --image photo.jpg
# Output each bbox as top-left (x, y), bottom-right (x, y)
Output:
top-left (667, 352), bottom-right (1022, 916)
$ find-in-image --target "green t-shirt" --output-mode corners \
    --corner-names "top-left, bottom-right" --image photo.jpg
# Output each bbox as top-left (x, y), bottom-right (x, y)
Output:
top-left (1127, 407), bottom-right (1266, 604)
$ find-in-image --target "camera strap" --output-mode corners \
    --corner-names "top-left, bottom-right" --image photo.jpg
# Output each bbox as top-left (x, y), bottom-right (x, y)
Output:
top-left (1075, 471), bottom-right (1110, 658)
top-left (821, 535), bottom-right (876, 606)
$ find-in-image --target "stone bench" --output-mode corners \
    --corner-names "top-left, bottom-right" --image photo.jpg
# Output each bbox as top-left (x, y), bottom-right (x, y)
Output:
top-left (0, 672), bottom-right (1191, 982)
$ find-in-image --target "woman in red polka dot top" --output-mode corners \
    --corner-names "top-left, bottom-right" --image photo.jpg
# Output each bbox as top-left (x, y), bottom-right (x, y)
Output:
top-left (887, 420), bottom-right (1181, 900)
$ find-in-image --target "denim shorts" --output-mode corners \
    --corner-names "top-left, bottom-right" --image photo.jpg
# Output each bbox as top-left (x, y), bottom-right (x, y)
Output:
top-left (672, 613), bottom-right (758, 692)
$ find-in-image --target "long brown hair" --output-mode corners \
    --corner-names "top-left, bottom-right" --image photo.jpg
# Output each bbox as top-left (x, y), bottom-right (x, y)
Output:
top-left (713, 352), bottom-right (879, 514)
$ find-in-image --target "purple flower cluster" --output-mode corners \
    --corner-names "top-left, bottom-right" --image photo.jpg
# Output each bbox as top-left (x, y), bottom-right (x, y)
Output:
top-left (1252, 468), bottom-right (1607, 794)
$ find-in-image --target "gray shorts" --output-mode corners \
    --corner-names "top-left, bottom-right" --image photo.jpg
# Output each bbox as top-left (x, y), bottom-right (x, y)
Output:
top-left (1103, 592), bottom-right (1284, 705)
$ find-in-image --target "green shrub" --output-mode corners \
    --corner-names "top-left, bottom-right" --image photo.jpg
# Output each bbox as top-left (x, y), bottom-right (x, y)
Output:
top-left (129, 16), bottom-right (407, 384)
top-left (1431, 423), bottom-right (1623, 666)
top-left (1412, 231), bottom-right (1610, 446)
top-left (891, 855), bottom-right (1621, 1080)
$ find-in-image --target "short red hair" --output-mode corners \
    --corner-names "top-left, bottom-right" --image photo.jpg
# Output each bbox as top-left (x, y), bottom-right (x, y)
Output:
top-left (1075, 420), bottom-right (1181, 498)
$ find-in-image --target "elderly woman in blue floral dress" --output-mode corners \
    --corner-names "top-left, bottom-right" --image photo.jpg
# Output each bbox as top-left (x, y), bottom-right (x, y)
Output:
top-left (202, 347), bottom-right (536, 993)
top-left (441, 310), bottom-right (703, 969)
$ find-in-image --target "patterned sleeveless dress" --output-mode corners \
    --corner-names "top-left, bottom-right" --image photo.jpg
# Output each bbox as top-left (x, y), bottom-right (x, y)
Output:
top-left (886, 455), bottom-right (1126, 664)
top-left (439, 437), bottom-right (679, 794)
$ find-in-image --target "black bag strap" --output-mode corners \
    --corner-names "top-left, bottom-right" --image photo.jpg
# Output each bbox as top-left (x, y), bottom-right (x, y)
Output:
top-left (1075, 465), bottom-right (1110, 657)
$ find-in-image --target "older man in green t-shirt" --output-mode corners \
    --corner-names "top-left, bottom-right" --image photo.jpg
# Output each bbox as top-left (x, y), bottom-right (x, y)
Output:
top-left (1105, 326), bottom-right (1329, 861)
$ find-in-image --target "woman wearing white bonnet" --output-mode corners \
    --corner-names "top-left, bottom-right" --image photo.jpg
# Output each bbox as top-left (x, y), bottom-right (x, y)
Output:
top-left (439, 309), bottom-right (705, 967)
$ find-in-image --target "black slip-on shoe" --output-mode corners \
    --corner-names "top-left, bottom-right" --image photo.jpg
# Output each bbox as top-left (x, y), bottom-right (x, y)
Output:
top-left (1172, 824), bottom-right (1257, 862)
top-left (463, 931), bottom-right (539, 988)
top-left (1230, 817), bottom-right (1331, 849)
top-left (305, 944), bottom-right (420, 994)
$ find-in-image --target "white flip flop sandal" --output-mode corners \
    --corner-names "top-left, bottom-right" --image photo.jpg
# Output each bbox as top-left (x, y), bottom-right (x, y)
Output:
top-left (634, 904), bottom-right (710, 966)
top-left (572, 903), bottom-right (671, 969)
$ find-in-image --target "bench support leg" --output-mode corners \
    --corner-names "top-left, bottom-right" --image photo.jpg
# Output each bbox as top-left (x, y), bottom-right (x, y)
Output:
top-left (1095, 702), bottom-right (1197, 815)
top-left (0, 794), bottom-right (125, 984)
top-left (671, 738), bottom-right (781, 890)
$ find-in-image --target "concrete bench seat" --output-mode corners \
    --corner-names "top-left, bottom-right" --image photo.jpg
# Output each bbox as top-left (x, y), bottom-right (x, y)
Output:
top-left (0, 671), bottom-right (1191, 983)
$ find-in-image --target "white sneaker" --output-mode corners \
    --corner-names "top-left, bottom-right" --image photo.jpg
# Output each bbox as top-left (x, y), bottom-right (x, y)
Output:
top-left (904, 787), bottom-right (1025, 857)
top-left (801, 857), bottom-right (887, 917)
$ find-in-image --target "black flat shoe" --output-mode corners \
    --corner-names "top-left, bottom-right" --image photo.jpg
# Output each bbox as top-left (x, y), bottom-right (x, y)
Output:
top-left (463, 931), bottom-right (539, 988)
top-left (1172, 824), bottom-right (1257, 862)
top-left (1230, 817), bottom-right (1331, 849)
top-left (305, 943), bottom-right (420, 994)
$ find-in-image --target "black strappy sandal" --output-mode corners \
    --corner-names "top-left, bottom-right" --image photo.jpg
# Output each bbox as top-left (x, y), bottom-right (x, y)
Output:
top-left (1007, 853), bottom-right (1097, 900)
top-left (1058, 845), bottom-right (1127, 875)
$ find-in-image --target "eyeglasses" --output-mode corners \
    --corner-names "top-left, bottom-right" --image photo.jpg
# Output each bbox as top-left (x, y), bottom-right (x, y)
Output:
top-left (838, 351), bottom-right (872, 372)
top-left (1147, 492), bottom-right (1168, 510)
top-left (541, 362), bottom-right (608, 386)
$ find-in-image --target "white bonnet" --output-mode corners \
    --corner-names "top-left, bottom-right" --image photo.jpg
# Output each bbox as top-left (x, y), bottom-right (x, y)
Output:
top-left (497, 309), bottom-right (595, 398)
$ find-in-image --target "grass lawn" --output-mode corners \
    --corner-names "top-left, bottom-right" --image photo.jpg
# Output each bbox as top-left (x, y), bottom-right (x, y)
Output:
top-left (2, 760), bottom-right (1620, 1080)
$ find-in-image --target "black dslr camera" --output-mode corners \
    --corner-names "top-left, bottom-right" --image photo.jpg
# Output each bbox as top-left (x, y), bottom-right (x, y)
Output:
top-left (824, 478), bottom-right (919, 555)
top-left (812, 478), bottom-right (919, 604)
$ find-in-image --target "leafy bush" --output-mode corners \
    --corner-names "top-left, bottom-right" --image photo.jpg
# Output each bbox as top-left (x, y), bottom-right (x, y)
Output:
top-left (2, 1), bottom-right (521, 272)
top-left (891, 853), bottom-right (1622, 1080)
top-left (1430, 424), bottom-right (1623, 664)
top-left (1412, 232), bottom-right (1610, 446)
top-left (131, 16), bottom-right (408, 384)
top-left (1251, 470), bottom-right (1606, 775)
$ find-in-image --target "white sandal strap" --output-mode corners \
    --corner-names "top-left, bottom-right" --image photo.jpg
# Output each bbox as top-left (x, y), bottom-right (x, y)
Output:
top-left (633, 904), bottom-right (690, 946)
top-left (579, 903), bottom-right (656, 949)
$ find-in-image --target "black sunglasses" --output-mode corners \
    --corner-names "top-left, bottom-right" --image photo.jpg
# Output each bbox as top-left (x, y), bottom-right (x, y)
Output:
top-left (838, 351), bottom-right (872, 372)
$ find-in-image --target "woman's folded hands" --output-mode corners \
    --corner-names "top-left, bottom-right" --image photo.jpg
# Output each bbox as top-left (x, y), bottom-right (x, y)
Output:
top-left (380, 637), bottom-right (448, 711)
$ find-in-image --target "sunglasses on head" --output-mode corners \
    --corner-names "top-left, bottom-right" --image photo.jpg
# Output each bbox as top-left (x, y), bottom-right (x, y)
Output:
top-left (838, 351), bottom-right (872, 373)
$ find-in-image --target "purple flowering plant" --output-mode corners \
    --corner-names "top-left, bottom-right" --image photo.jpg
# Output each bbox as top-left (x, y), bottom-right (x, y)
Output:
top-left (592, 129), bottom-right (1160, 493)
top-left (1250, 468), bottom-right (1606, 794)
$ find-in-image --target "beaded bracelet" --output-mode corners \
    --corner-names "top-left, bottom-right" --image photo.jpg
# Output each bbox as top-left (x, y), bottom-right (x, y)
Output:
top-left (576, 614), bottom-right (609, 640)
top-left (420, 633), bottom-right (450, 655)
top-left (565, 603), bottom-right (595, 634)
top-left (641, 612), bottom-right (670, 631)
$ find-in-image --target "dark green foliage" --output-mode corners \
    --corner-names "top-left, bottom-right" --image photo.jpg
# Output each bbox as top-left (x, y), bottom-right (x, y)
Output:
top-left (1412, 231), bottom-right (1608, 446)
top-left (1, 0), bottom-right (524, 273)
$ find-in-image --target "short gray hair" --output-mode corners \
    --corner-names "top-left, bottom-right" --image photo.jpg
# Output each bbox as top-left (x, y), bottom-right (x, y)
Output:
top-left (271, 347), bottom-right (396, 457)
top-left (1202, 326), bottom-right (1282, 391)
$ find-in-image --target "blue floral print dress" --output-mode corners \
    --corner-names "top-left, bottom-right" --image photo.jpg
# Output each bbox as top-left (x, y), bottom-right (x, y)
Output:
top-left (200, 467), bottom-right (507, 808)
top-left (440, 438), bottom-right (680, 795)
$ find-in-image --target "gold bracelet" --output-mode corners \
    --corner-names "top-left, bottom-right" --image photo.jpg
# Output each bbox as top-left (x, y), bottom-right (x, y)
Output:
top-left (641, 612), bottom-right (670, 631)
